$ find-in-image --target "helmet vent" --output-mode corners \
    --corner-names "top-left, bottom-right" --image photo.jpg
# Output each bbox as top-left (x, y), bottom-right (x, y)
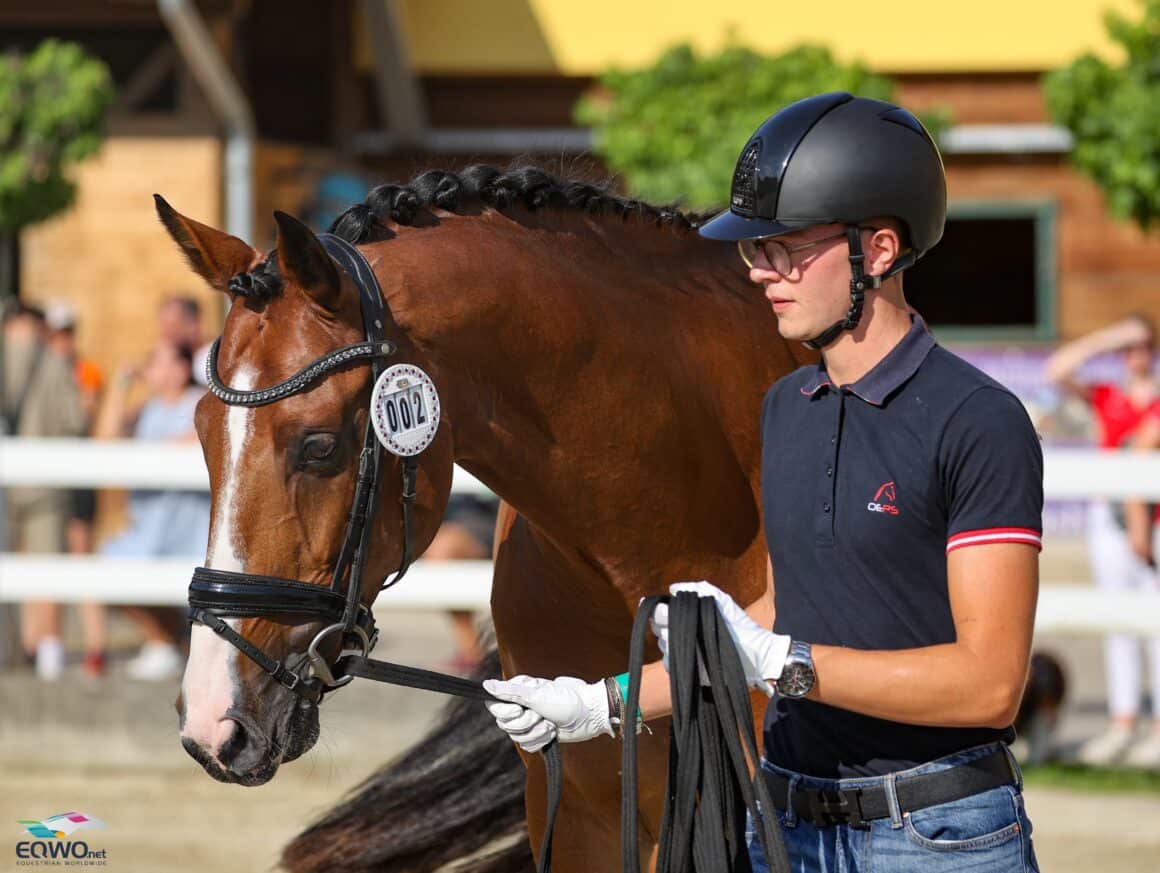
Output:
top-left (730, 141), bottom-right (761, 215)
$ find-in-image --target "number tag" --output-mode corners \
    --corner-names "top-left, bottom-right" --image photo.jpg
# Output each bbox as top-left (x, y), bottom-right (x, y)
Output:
top-left (370, 364), bottom-right (441, 456)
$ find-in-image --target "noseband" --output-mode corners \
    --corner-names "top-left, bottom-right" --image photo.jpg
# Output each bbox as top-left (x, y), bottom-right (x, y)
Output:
top-left (187, 234), bottom-right (417, 705)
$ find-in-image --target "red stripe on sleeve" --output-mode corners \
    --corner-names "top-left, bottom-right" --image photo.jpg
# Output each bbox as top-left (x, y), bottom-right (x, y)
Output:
top-left (946, 527), bottom-right (1043, 553)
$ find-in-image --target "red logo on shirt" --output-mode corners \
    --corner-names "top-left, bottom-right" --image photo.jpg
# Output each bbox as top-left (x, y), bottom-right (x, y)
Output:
top-left (867, 481), bottom-right (899, 515)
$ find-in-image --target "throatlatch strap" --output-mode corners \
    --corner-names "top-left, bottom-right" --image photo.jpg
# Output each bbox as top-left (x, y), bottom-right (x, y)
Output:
top-left (380, 456), bottom-right (419, 593)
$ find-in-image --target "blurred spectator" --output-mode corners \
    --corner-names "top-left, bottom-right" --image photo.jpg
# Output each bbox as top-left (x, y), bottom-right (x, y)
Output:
top-left (2, 301), bottom-right (86, 679)
top-left (95, 340), bottom-right (209, 680)
top-left (423, 494), bottom-right (499, 674)
top-left (44, 301), bottom-right (108, 677)
top-left (1121, 408), bottom-right (1160, 768)
top-left (158, 294), bottom-right (209, 386)
top-left (1046, 315), bottom-right (1160, 766)
top-left (45, 301), bottom-right (103, 419)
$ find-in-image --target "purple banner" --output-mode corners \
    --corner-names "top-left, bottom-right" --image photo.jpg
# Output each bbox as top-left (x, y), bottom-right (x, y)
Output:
top-left (945, 344), bottom-right (1144, 537)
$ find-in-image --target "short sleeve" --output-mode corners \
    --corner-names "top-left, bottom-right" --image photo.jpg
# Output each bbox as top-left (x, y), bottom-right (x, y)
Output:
top-left (939, 387), bottom-right (1044, 553)
top-left (1087, 382), bottom-right (1114, 418)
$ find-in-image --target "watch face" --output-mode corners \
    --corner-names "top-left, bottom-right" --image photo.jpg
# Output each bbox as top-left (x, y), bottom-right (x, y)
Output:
top-left (780, 662), bottom-right (815, 697)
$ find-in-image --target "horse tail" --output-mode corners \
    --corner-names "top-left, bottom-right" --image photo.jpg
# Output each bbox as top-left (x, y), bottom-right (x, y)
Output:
top-left (281, 648), bottom-right (533, 873)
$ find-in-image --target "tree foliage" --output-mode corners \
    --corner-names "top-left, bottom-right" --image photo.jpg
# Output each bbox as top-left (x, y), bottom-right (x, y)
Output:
top-left (1045, 0), bottom-right (1160, 230)
top-left (0, 39), bottom-right (114, 232)
top-left (577, 42), bottom-right (948, 209)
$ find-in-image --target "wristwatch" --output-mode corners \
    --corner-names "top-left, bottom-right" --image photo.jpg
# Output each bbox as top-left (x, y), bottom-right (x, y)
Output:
top-left (775, 641), bottom-right (816, 698)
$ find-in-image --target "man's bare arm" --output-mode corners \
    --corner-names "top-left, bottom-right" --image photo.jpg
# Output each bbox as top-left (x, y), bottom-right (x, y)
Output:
top-left (807, 543), bottom-right (1037, 728)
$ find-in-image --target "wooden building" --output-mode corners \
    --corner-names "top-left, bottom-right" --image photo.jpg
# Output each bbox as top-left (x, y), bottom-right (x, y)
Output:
top-left (4, 0), bottom-right (1157, 375)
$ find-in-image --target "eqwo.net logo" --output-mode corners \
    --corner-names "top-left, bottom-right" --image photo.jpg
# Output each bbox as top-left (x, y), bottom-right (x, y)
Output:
top-left (15, 812), bottom-right (107, 866)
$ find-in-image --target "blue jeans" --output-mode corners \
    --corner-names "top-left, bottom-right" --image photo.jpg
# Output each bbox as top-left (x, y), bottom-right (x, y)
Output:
top-left (747, 743), bottom-right (1039, 873)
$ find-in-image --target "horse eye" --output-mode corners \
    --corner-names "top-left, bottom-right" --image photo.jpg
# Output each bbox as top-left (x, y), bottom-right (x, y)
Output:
top-left (301, 433), bottom-right (338, 464)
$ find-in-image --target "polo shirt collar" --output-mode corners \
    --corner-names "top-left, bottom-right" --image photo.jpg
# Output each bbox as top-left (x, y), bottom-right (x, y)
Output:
top-left (799, 316), bottom-right (936, 406)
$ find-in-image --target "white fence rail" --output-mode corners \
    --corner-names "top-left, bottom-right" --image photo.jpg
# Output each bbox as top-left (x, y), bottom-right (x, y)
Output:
top-left (0, 554), bottom-right (492, 611)
top-left (2, 439), bottom-right (1159, 635)
top-left (1, 554), bottom-right (1157, 634)
top-left (5, 439), bottom-right (1160, 499)
top-left (0, 438), bottom-right (491, 494)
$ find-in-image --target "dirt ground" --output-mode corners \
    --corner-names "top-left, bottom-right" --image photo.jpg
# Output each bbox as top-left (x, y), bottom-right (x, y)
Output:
top-left (3, 602), bottom-right (1160, 872)
top-left (5, 759), bottom-right (1159, 872)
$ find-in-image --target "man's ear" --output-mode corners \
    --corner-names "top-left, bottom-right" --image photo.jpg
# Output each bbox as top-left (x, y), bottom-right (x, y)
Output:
top-left (274, 211), bottom-right (343, 311)
top-left (866, 226), bottom-right (902, 278)
top-left (154, 195), bottom-right (260, 292)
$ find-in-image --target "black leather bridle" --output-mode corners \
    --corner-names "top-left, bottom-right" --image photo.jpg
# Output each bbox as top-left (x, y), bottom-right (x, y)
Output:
top-left (180, 232), bottom-right (790, 873)
top-left (186, 234), bottom-right (566, 873)
top-left (187, 233), bottom-right (417, 706)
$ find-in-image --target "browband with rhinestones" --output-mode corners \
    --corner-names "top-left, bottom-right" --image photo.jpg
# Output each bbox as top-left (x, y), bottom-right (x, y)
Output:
top-left (205, 337), bottom-right (396, 408)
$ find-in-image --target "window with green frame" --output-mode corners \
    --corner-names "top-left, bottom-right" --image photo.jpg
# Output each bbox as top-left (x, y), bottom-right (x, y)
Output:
top-left (903, 201), bottom-right (1057, 342)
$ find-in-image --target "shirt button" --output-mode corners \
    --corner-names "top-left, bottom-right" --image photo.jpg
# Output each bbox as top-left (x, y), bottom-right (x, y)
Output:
top-left (830, 434), bottom-right (837, 443)
top-left (822, 502), bottom-right (831, 513)
top-left (826, 466), bottom-right (833, 477)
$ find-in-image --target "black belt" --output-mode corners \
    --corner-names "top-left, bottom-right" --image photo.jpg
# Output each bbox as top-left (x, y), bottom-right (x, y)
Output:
top-left (763, 747), bottom-right (1016, 829)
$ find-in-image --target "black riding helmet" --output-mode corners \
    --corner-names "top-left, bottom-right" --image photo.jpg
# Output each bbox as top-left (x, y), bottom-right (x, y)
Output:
top-left (699, 92), bottom-right (946, 349)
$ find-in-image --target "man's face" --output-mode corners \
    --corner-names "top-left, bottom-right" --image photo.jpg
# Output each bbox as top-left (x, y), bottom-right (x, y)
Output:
top-left (1125, 340), bottom-right (1155, 379)
top-left (745, 224), bottom-right (853, 344)
top-left (143, 342), bottom-right (188, 394)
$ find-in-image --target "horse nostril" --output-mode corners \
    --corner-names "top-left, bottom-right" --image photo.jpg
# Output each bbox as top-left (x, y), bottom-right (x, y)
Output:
top-left (181, 735), bottom-right (208, 766)
top-left (215, 720), bottom-right (245, 768)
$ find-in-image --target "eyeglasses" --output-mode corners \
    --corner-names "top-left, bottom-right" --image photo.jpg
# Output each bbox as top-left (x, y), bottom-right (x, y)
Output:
top-left (737, 230), bottom-right (851, 274)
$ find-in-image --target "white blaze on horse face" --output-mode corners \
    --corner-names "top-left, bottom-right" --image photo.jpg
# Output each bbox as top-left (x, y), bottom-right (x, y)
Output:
top-left (181, 367), bottom-right (256, 750)
top-left (206, 365), bottom-right (253, 573)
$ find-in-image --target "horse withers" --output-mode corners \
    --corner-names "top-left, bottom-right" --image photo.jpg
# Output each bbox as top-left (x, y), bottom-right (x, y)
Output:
top-left (161, 166), bottom-right (811, 869)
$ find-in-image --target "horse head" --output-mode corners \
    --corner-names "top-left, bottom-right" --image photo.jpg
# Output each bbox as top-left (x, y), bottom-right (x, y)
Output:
top-left (156, 197), bottom-right (453, 785)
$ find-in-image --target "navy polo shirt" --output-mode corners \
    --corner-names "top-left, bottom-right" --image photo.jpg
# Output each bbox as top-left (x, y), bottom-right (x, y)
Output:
top-left (760, 317), bottom-right (1043, 778)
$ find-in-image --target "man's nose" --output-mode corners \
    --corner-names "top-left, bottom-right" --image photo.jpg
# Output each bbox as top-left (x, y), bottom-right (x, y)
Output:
top-left (751, 266), bottom-right (781, 287)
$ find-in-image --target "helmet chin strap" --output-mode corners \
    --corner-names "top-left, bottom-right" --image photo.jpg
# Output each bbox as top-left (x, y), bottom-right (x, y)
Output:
top-left (803, 226), bottom-right (916, 351)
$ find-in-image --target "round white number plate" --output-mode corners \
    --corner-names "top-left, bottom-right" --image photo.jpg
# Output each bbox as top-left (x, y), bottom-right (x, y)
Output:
top-left (370, 364), bottom-right (441, 456)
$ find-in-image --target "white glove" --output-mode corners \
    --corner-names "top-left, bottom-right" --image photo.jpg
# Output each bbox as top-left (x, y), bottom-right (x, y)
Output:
top-left (650, 581), bottom-right (792, 697)
top-left (482, 675), bottom-right (613, 753)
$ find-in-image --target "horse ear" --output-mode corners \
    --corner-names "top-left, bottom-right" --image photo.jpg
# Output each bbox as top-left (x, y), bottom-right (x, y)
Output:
top-left (273, 211), bottom-right (342, 310)
top-left (154, 194), bottom-right (259, 292)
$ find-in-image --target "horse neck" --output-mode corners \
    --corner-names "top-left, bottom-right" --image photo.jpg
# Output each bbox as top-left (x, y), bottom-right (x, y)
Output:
top-left (375, 212), bottom-right (807, 574)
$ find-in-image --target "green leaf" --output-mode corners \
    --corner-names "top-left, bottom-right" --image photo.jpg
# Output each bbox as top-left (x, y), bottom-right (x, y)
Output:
top-left (1046, 0), bottom-right (1160, 232)
top-left (575, 39), bottom-right (949, 209)
top-left (0, 39), bottom-right (113, 232)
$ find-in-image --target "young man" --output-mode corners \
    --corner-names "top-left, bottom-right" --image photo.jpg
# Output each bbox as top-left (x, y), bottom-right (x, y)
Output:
top-left (484, 93), bottom-right (1043, 871)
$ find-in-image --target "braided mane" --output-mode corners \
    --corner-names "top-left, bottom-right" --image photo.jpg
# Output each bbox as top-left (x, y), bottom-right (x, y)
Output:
top-left (230, 165), bottom-right (705, 302)
top-left (329, 164), bottom-right (699, 244)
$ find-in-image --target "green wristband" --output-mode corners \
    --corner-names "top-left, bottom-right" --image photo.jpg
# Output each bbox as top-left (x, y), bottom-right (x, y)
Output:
top-left (613, 672), bottom-right (643, 721)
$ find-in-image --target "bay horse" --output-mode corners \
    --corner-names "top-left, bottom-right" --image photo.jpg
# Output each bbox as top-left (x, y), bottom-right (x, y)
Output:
top-left (161, 165), bottom-right (812, 872)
